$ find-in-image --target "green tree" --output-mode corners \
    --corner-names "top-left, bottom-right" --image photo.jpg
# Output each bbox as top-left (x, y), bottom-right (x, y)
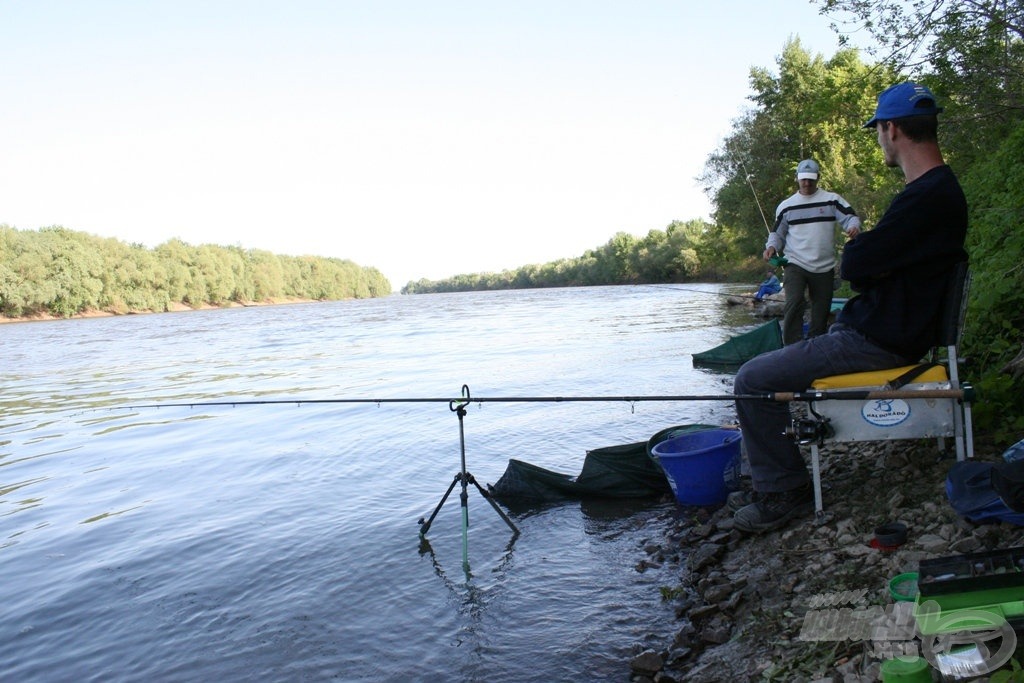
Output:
top-left (0, 227), bottom-right (390, 318)
top-left (39, 227), bottom-right (105, 317)
top-left (961, 119), bottom-right (1024, 437)
top-left (817, 0), bottom-right (1024, 167)
top-left (248, 249), bottom-right (286, 300)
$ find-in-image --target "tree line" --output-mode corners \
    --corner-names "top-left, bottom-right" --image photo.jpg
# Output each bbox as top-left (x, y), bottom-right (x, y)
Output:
top-left (0, 225), bottom-right (391, 318)
top-left (404, 0), bottom-right (1024, 438)
top-left (401, 219), bottom-right (715, 294)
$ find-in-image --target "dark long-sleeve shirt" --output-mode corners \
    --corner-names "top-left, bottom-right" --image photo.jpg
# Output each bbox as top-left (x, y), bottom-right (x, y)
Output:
top-left (837, 165), bottom-right (968, 360)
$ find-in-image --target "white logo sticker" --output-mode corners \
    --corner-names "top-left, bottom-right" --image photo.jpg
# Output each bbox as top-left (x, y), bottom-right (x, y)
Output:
top-left (862, 398), bottom-right (911, 426)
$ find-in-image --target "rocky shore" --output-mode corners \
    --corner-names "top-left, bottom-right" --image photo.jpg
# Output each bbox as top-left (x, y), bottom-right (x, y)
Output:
top-left (629, 434), bottom-right (1024, 682)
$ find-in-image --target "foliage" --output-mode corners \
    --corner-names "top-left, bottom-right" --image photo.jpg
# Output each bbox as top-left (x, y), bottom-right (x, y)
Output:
top-left (0, 225), bottom-right (391, 319)
top-left (817, 0), bottom-right (1024, 169)
top-left (991, 654), bottom-right (1024, 683)
top-left (960, 120), bottom-right (1024, 439)
top-left (400, 219), bottom-right (738, 294)
top-left (658, 585), bottom-right (686, 601)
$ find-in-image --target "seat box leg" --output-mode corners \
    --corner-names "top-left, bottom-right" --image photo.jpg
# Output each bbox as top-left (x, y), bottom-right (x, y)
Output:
top-left (811, 443), bottom-right (824, 515)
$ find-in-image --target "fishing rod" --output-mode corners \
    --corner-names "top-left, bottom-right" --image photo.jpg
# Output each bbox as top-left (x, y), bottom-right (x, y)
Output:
top-left (120, 384), bottom-right (971, 411)
top-left (645, 283), bottom-right (763, 301)
top-left (739, 158), bottom-right (788, 268)
top-left (742, 161), bottom-right (773, 235)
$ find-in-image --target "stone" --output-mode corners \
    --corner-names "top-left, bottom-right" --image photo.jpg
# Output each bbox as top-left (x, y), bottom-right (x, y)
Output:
top-left (630, 649), bottom-right (664, 675)
top-left (915, 533), bottom-right (948, 552)
top-left (688, 542), bottom-right (724, 572)
top-left (699, 618), bottom-right (732, 644)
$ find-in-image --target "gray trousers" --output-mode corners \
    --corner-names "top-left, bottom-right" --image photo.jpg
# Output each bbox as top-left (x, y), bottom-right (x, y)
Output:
top-left (734, 324), bottom-right (910, 492)
top-left (782, 264), bottom-right (835, 345)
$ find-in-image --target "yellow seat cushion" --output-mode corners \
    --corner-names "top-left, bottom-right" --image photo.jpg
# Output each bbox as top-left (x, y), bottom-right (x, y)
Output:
top-left (811, 364), bottom-right (949, 389)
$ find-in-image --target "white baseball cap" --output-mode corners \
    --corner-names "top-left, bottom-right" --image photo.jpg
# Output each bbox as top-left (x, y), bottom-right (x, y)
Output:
top-left (796, 159), bottom-right (819, 180)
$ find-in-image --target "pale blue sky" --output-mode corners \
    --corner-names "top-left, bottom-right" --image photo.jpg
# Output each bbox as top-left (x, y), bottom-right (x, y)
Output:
top-left (1, 1), bottom-right (847, 288)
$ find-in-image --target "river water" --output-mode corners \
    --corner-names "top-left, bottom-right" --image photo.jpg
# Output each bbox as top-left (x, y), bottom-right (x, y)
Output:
top-left (1, 285), bottom-right (756, 682)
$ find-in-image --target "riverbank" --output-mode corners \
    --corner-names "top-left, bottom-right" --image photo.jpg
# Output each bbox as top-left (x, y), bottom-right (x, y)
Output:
top-left (0, 297), bottom-right (318, 324)
top-left (630, 434), bottom-right (1024, 682)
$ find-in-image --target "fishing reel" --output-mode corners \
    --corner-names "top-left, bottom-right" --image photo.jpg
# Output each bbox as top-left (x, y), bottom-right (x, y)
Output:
top-left (768, 254), bottom-right (789, 268)
top-left (785, 404), bottom-right (833, 445)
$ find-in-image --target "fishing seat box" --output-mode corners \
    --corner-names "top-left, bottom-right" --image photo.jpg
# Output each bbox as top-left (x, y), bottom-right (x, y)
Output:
top-left (913, 546), bottom-right (1024, 635)
top-left (809, 364), bottom-right (956, 442)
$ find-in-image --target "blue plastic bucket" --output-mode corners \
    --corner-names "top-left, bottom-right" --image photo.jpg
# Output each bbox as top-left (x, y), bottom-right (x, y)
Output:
top-left (651, 428), bottom-right (742, 506)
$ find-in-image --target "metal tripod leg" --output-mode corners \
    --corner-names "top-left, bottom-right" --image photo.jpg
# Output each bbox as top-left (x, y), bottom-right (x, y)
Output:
top-left (417, 472), bottom-right (461, 537)
top-left (465, 471), bottom-right (519, 536)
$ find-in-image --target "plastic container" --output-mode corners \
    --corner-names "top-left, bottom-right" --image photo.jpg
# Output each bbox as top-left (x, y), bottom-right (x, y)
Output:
top-left (880, 656), bottom-right (932, 682)
top-left (651, 428), bottom-right (742, 506)
top-left (889, 572), bottom-right (919, 602)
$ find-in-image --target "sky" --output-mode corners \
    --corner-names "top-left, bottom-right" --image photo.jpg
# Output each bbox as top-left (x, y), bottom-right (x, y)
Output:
top-left (1, 1), bottom-right (847, 290)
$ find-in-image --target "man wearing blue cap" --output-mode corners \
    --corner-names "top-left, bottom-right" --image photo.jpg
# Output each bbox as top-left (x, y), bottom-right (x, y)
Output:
top-left (729, 82), bottom-right (968, 533)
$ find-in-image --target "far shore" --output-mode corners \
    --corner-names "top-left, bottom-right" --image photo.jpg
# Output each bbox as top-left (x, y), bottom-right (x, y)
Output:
top-left (0, 297), bottom-right (320, 325)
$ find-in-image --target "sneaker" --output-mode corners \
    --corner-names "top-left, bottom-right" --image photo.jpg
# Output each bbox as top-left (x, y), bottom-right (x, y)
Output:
top-left (726, 489), bottom-right (757, 512)
top-left (732, 483), bottom-right (814, 534)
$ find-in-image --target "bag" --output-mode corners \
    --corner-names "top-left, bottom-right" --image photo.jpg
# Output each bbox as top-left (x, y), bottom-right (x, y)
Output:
top-left (991, 460), bottom-right (1024, 512)
top-left (945, 461), bottom-right (1024, 526)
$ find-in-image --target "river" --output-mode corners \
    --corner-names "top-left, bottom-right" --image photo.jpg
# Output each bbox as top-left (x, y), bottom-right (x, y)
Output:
top-left (1, 284), bottom-right (756, 682)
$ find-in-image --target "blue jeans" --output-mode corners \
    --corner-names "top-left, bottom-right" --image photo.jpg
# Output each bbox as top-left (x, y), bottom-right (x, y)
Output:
top-left (733, 324), bottom-right (910, 492)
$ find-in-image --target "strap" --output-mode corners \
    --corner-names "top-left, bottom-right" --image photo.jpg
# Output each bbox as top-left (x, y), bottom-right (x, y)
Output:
top-left (884, 363), bottom-right (939, 390)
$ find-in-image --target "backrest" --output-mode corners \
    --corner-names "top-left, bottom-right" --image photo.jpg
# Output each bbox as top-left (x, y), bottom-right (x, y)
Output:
top-left (936, 261), bottom-right (971, 349)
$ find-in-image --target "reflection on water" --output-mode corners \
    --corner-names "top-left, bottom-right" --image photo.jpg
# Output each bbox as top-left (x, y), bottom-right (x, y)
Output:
top-left (0, 285), bottom-right (753, 681)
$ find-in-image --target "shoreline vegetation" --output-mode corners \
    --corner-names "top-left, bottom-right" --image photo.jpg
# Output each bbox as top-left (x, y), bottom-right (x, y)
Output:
top-left (0, 225), bottom-right (392, 323)
top-left (0, 295), bottom-right (319, 325)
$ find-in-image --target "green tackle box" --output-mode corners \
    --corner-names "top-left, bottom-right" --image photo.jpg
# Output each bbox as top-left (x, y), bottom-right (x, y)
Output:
top-left (913, 547), bottom-right (1024, 635)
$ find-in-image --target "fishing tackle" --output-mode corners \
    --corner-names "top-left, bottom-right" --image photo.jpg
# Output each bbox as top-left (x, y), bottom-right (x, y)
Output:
top-left (117, 382), bottom-right (971, 573)
top-left (121, 385), bottom-right (970, 411)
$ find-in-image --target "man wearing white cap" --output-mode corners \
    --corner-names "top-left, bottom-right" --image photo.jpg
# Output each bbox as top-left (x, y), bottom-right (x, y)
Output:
top-left (765, 159), bottom-right (861, 345)
top-left (730, 82), bottom-right (968, 533)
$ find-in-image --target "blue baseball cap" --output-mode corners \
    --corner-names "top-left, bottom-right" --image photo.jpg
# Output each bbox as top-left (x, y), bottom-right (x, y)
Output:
top-left (863, 82), bottom-right (944, 128)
